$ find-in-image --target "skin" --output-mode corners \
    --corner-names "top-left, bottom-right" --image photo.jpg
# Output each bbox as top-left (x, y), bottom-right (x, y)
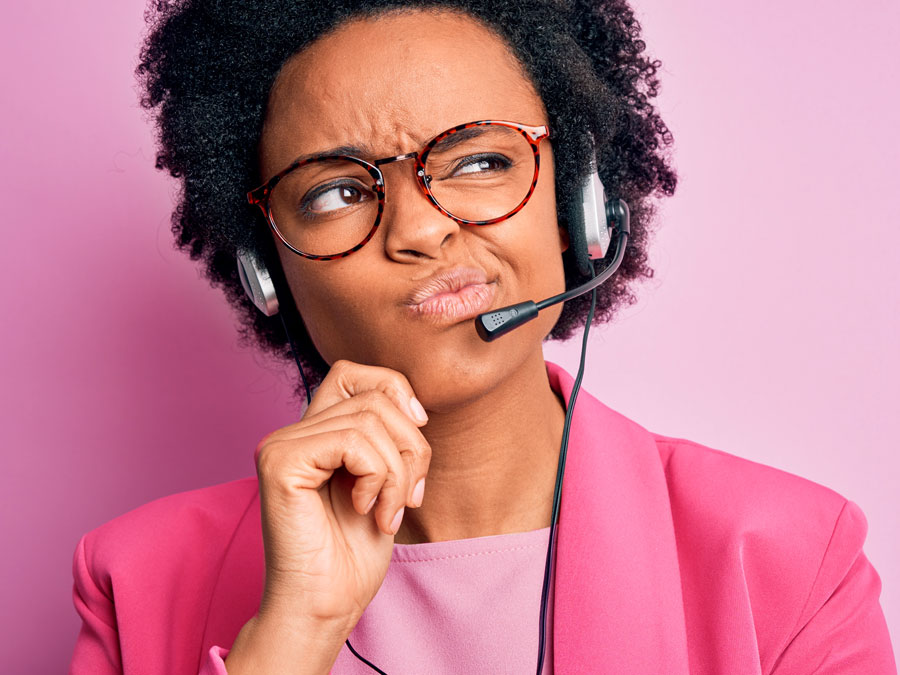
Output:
top-left (259, 8), bottom-right (570, 545)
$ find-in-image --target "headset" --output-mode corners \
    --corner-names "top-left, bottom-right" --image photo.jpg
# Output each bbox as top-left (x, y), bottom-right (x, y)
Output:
top-left (236, 153), bottom-right (630, 675)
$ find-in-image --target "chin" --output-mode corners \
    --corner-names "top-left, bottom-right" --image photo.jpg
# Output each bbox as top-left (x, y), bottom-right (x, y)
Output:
top-left (375, 335), bottom-right (540, 413)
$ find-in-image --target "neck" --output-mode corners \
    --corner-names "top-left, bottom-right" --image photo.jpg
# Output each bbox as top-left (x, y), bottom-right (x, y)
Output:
top-left (393, 350), bottom-right (565, 545)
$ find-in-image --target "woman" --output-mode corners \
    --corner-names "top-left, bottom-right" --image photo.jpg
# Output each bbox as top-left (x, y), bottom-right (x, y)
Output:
top-left (69, 0), bottom-right (896, 673)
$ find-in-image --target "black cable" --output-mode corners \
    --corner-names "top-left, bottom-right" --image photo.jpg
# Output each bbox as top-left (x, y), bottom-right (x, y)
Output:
top-left (345, 637), bottom-right (389, 675)
top-left (535, 262), bottom-right (597, 674)
top-left (278, 311), bottom-right (312, 406)
top-left (279, 264), bottom-right (599, 674)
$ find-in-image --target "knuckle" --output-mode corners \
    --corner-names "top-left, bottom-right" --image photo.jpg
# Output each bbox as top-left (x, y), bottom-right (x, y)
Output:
top-left (374, 461), bottom-right (388, 482)
top-left (255, 436), bottom-right (278, 463)
top-left (254, 429), bottom-right (281, 461)
top-left (325, 359), bottom-right (353, 386)
top-left (338, 427), bottom-right (366, 448)
top-left (393, 459), bottom-right (412, 486)
top-left (381, 470), bottom-right (405, 492)
top-left (394, 385), bottom-right (411, 405)
top-left (332, 359), bottom-right (352, 373)
top-left (351, 409), bottom-right (381, 431)
top-left (358, 389), bottom-right (389, 410)
top-left (256, 442), bottom-right (286, 480)
top-left (360, 453), bottom-right (387, 483)
top-left (385, 367), bottom-right (412, 389)
top-left (386, 382), bottom-right (411, 406)
top-left (256, 428), bottom-right (279, 449)
top-left (402, 435), bottom-right (431, 460)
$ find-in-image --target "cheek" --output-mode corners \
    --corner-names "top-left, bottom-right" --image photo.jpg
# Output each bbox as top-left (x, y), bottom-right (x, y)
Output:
top-left (510, 187), bottom-right (567, 288)
top-left (527, 158), bottom-right (566, 255)
top-left (277, 252), bottom-right (372, 363)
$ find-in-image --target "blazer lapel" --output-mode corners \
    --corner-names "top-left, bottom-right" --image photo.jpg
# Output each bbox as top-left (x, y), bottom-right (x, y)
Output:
top-left (548, 361), bottom-right (690, 674)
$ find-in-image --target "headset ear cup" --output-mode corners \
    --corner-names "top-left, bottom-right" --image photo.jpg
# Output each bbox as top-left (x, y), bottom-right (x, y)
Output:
top-left (236, 249), bottom-right (280, 316)
top-left (569, 152), bottom-right (614, 276)
top-left (566, 191), bottom-right (593, 277)
top-left (581, 171), bottom-right (613, 260)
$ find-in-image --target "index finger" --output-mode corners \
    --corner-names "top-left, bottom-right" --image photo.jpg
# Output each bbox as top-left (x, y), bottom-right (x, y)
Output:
top-left (305, 360), bottom-right (428, 426)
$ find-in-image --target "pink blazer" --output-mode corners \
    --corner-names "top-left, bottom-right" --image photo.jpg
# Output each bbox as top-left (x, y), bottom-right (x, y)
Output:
top-left (70, 362), bottom-right (897, 673)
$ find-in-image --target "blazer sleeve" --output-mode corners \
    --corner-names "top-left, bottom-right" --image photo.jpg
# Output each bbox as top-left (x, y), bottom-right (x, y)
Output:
top-left (199, 647), bottom-right (230, 675)
top-left (69, 534), bottom-right (231, 675)
top-left (70, 534), bottom-right (122, 673)
top-left (770, 500), bottom-right (897, 674)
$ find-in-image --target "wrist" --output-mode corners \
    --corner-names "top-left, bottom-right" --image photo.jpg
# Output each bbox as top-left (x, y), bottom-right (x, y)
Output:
top-left (225, 613), bottom-right (354, 675)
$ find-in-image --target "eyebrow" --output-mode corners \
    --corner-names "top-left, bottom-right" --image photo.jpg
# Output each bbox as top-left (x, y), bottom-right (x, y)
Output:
top-left (430, 126), bottom-right (490, 151)
top-left (289, 126), bottom-right (493, 165)
top-left (289, 144), bottom-right (373, 165)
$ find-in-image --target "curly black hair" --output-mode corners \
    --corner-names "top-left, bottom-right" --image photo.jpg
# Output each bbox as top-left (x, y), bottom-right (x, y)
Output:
top-left (137, 0), bottom-right (677, 392)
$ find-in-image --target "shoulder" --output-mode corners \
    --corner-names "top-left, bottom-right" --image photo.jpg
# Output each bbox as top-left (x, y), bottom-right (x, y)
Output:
top-left (649, 434), bottom-right (889, 670)
top-left (76, 477), bottom-right (259, 587)
top-left (70, 479), bottom-right (261, 670)
top-left (651, 432), bottom-right (859, 543)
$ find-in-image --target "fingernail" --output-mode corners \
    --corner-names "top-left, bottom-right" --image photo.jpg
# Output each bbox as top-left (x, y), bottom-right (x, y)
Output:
top-left (365, 496), bottom-right (377, 514)
top-left (408, 397), bottom-right (428, 424)
top-left (390, 507), bottom-right (405, 534)
top-left (411, 478), bottom-right (425, 507)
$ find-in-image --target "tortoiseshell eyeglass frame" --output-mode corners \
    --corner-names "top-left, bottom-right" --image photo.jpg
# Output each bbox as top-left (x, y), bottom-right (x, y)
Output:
top-left (246, 120), bottom-right (551, 261)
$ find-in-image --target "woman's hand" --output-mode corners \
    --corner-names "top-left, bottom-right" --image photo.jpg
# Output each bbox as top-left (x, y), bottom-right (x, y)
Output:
top-left (225, 359), bottom-right (431, 674)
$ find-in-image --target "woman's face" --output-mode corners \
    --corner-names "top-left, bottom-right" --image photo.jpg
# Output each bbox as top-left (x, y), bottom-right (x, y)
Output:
top-left (259, 9), bottom-right (568, 411)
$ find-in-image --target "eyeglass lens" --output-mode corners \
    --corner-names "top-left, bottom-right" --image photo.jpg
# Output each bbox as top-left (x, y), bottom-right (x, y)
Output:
top-left (267, 124), bottom-right (537, 257)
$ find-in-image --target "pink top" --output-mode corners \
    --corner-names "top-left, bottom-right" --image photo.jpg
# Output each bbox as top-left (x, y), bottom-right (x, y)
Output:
top-left (203, 527), bottom-right (557, 673)
top-left (337, 526), bottom-right (554, 673)
top-left (70, 361), bottom-right (897, 674)
top-left (203, 527), bottom-right (555, 675)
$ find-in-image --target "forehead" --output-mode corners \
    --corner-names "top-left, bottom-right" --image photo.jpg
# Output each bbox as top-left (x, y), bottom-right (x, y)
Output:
top-left (260, 9), bottom-right (547, 174)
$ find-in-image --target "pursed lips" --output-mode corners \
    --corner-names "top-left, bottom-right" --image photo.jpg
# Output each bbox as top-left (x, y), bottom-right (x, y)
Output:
top-left (404, 266), bottom-right (497, 322)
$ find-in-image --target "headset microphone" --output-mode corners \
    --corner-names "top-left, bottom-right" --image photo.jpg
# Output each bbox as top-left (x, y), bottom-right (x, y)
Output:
top-left (475, 198), bottom-right (630, 342)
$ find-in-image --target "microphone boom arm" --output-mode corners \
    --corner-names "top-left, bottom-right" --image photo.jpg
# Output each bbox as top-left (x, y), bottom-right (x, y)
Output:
top-left (475, 227), bottom-right (630, 342)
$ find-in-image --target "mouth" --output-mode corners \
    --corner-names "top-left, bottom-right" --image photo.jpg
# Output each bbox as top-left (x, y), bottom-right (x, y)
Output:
top-left (407, 282), bottom-right (497, 323)
top-left (404, 267), bottom-right (497, 324)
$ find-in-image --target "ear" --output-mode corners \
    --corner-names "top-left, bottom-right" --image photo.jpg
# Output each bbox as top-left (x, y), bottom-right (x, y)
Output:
top-left (557, 225), bottom-right (570, 253)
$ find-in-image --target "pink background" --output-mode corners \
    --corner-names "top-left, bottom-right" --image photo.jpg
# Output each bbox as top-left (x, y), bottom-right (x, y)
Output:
top-left (1, 0), bottom-right (897, 670)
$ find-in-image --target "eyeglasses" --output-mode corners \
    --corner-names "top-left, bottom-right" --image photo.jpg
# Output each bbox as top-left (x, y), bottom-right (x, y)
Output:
top-left (246, 120), bottom-right (550, 260)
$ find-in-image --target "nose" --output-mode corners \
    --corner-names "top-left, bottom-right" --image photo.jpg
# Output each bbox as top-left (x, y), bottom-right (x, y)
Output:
top-left (376, 158), bottom-right (461, 262)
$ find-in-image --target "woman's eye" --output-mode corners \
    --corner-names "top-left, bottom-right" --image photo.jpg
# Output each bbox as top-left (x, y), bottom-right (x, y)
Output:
top-left (303, 183), bottom-right (371, 215)
top-left (451, 154), bottom-right (511, 177)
